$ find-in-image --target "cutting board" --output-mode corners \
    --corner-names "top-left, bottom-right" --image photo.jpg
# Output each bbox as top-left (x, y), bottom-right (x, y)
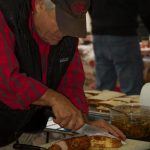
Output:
top-left (42, 139), bottom-right (150, 150)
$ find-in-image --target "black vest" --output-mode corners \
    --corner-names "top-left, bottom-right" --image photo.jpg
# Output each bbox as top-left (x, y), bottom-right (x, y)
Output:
top-left (0, 0), bottom-right (77, 147)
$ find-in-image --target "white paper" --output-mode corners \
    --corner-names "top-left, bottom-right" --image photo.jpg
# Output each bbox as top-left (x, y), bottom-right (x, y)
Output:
top-left (140, 83), bottom-right (150, 106)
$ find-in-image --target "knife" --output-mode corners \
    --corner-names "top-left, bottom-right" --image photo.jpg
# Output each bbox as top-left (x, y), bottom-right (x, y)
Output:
top-left (75, 124), bottom-right (118, 139)
top-left (46, 109), bottom-right (126, 144)
top-left (13, 143), bottom-right (47, 150)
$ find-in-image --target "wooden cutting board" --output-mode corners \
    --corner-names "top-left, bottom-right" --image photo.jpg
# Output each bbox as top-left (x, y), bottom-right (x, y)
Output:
top-left (42, 139), bottom-right (150, 150)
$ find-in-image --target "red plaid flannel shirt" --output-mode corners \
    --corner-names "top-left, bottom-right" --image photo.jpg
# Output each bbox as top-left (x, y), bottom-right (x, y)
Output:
top-left (0, 1), bottom-right (88, 113)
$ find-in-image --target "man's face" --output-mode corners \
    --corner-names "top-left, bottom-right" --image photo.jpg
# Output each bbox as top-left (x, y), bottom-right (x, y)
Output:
top-left (33, 0), bottom-right (64, 45)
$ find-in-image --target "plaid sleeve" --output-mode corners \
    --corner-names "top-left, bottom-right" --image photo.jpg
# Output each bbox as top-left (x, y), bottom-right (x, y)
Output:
top-left (57, 46), bottom-right (89, 113)
top-left (0, 12), bottom-right (48, 110)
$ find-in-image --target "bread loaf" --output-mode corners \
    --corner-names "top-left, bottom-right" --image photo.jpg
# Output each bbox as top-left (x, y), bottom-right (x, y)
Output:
top-left (90, 135), bottom-right (122, 148)
top-left (48, 135), bottom-right (122, 150)
top-left (48, 135), bottom-right (90, 150)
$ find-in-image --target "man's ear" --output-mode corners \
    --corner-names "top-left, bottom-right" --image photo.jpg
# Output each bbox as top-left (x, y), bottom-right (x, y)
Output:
top-left (35, 0), bottom-right (46, 13)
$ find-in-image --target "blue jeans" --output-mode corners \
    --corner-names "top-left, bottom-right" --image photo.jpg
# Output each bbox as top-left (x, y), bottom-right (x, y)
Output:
top-left (93, 35), bottom-right (144, 95)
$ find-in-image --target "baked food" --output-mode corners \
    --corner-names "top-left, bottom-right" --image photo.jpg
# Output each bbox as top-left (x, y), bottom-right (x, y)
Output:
top-left (84, 90), bottom-right (101, 95)
top-left (48, 135), bottom-right (122, 150)
top-left (48, 135), bottom-right (90, 150)
top-left (88, 91), bottom-right (125, 101)
top-left (90, 135), bottom-right (122, 148)
top-left (96, 105), bottom-right (110, 113)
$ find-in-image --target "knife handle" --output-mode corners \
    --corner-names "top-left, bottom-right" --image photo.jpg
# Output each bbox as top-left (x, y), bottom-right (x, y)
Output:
top-left (30, 105), bottom-right (55, 118)
top-left (13, 143), bottom-right (47, 150)
top-left (44, 107), bottom-right (55, 118)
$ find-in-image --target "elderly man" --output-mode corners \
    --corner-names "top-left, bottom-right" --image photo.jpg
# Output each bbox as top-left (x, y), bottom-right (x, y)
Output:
top-left (0, 0), bottom-right (125, 149)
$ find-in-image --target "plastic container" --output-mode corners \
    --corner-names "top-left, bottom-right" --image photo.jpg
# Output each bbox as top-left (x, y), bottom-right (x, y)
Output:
top-left (110, 104), bottom-right (150, 139)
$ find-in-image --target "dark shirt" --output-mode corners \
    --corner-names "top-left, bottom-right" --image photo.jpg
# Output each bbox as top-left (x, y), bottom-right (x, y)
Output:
top-left (89, 0), bottom-right (150, 35)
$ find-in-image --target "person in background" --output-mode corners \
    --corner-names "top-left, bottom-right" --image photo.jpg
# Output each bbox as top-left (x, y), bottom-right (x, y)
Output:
top-left (0, 0), bottom-right (126, 149)
top-left (137, 16), bottom-right (150, 41)
top-left (89, 0), bottom-right (150, 95)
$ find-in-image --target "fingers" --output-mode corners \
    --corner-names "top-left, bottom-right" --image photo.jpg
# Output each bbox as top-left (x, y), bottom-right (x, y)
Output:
top-left (103, 123), bottom-right (124, 139)
top-left (62, 115), bottom-right (78, 130)
top-left (110, 125), bottom-right (126, 141)
top-left (48, 92), bottom-right (85, 130)
top-left (53, 111), bottom-right (71, 127)
top-left (53, 111), bottom-right (84, 130)
top-left (89, 120), bottom-right (126, 141)
top-left (53, 118), bottom-right (84, 130)
top-left (99, 120), bottom-right (126, 140)
top-left (73, 116), bottom-right (85, 130)
top-left (53, 116), bottom-right (72, 128)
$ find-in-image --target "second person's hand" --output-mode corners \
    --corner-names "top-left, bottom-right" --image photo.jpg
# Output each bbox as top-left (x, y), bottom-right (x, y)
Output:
top-left (89, 120), bottom-right (126, 141)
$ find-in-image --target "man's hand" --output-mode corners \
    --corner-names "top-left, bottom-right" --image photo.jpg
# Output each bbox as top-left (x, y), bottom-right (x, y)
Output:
top-left (33, 89), bottom-right (85, 130)
top-left (89, 120), bottom-right (126, 141)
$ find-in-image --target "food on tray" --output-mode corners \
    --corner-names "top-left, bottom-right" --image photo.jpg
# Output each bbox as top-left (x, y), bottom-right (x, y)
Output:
top-left (96, 106), bottom-right (110, 113)
top-left (48, 135), bottom-right (90, 150)
top-left (89, 100), bottom-right (101, 106)
top-left (90, 135), bottom-right (122, 148)
top-left (84, 90), bottom-right (101, 95)
top-left (111, 105), bottom-right (150, 139)
top-left (87, 90), bottom-right (126, 101)
top-left (97, 100), bottom-right (127, 108)
top-left (113, 97), bottom-right (132, 103)
top-left (126, 95), bottom-right (140, 103)
top-left (84, 90), bottom-right (102, 99)
top-left (86, 90), bottom-right (140, 114)
top-left (96, 100), bottom-right (132, 113)
top-left (85, 93), bottom-right (93, 98)
top-left (48, 135), bottom-right (122, 150)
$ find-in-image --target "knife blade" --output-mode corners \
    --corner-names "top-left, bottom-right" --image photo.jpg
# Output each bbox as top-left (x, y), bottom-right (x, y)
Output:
top-left (75, 124), bottom-right (117, 139)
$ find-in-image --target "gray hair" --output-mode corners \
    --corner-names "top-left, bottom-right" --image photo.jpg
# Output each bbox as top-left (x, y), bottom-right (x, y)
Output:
top-left (45, 0), bottom-right (55, 11)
